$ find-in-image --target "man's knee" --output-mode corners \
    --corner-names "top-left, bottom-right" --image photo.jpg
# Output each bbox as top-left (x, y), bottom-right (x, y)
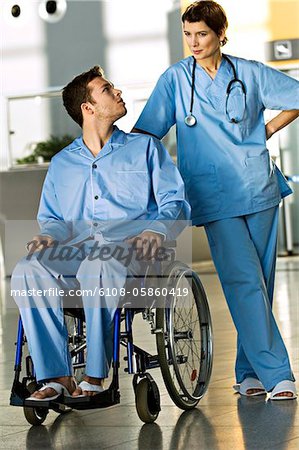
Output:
top-left (11, 253), bottom-right (51, 295)
top-left (12, 247), bottom-right (60, 279)
top-left (12, 254), bottom-right (37, 280)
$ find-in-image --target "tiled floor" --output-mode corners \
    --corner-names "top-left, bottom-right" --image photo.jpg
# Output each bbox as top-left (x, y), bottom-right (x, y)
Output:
top-left (0, 258), bottom-right (298, 450)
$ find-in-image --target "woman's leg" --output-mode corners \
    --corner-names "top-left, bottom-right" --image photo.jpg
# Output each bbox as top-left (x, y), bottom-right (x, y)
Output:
top-left (204, 209), bottom-right (294, 391)
top-left (235, 206), bottom-right (279, 385)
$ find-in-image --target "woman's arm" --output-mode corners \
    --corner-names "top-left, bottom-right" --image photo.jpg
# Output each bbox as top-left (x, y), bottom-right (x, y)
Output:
top-left (133, 74), bottom-right (176, 139)
top-left (266, 110), bottom-right (299, 140)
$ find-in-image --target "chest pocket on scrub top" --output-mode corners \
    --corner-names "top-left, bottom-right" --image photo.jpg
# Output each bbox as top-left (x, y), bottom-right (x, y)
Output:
top-left (115, 170), bottom-right (149, 209)
top-left (225, 83), bottom-right (246, 124)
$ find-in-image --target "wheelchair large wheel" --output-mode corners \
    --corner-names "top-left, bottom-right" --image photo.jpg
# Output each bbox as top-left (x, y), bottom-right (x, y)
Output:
top-left (156, 262), bottom-right (213, 410)
top-left (23, 381), bottom-right (49, 426)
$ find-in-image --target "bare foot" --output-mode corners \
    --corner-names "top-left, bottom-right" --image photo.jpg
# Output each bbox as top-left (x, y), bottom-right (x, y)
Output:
top-left (31, 376), bottom-right (76, 399)
top-left (272, 391), bottom-right (294, 398)
top-left (246, 388), bottom-right (266, 395)
top-left (72, 375), bottom-right (104, 397)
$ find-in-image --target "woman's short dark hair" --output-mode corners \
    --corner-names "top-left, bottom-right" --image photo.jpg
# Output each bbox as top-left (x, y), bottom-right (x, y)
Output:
top-left (182, 1), bottom-right (228, 46)
top-left (62, 66), bottom-right (103, 127)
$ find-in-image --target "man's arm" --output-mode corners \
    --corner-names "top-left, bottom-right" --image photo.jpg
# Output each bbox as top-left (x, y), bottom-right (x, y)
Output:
top-left (125, 137), bottom-right (190, 258)
top-left (37, 162), bottom-right (71, 243)
top-left (132, 74), bottom-right (176, 139)
top-left (145, 137), bottom-right (191, 239)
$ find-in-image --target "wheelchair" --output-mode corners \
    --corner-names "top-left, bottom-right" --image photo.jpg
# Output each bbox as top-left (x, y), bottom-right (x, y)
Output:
top-left (10, 252), bottom-right (213, 425)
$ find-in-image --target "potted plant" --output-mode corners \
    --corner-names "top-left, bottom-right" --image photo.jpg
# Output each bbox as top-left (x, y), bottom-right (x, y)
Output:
top-left (16, 135), bottom-right (74, 165)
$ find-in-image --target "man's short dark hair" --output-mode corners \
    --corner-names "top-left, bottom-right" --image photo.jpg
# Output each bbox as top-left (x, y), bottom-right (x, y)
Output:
top-left (182, 1), bottom-right (228, 46)
top-left (62, 66), bottom-right (103, 127)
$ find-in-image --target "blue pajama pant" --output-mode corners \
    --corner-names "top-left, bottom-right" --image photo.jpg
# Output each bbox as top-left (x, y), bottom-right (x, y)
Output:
top-left (11, 241), bottom-right (142, 382)
top-left (204, 206), bottom-right (294, 391)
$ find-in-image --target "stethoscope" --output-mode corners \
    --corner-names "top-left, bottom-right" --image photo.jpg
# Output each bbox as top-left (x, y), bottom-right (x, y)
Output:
top-left (185, 54), bottom-right (246, 127)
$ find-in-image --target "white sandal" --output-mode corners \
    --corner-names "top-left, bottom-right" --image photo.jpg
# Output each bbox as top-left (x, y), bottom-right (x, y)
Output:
top-left (233, 377), bottom-right (266, 396)
top-left (77, 380), bottom-right (104, 395)
top-left (71, 380), bottom-right (105, 398)
top-left (270, 380), bottom-right (297, 401)
top-left (26, 381), bottom-right (73, 402)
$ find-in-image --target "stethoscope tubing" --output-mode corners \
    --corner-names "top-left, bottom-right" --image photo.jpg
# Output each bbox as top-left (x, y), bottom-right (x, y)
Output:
top-left (185, 53), bottom-right (246, 126)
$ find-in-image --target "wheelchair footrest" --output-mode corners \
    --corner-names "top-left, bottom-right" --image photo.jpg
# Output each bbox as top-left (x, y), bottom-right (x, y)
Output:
top-left (24, 395), bottom-right (64, 408)
top-left (64, 389), bottom-right (120, 410)
top-left (23, 389), bottom-right (120, 410)
top-left (10, 380), bottom-right (31, 407)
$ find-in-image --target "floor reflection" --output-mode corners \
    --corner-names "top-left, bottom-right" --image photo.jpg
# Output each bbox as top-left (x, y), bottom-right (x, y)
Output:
top-left (166, 409), bottom-right (218, 450)
top-left (237, 396), bottom-right (297, 450)
top-left (24, 408), bottom-right (218, 450)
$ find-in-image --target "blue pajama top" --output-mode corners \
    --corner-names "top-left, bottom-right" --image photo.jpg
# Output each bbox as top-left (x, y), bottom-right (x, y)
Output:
top-left (38, 127), bottom-right (191, 244)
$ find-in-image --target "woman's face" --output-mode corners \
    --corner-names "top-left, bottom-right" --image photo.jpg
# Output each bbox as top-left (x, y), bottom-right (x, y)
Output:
top-left (183, 20), bottom-right (225, 61)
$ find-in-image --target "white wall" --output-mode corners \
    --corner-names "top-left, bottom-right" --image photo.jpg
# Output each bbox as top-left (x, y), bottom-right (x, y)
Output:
top-left (220, 0), bottom-right (270, 62)
top-left (102, 0), bottom-right (174, 85)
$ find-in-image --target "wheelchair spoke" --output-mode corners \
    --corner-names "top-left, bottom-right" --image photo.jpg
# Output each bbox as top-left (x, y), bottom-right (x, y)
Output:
top-left (173, 281), bottom-right (205, 388)
top-left (170, 308), bottom-right (202, 397)
top-left (178, 349), bottom-right (196, 393)
top-left (176, 337), bottom-right (201, 362)
top-left (175, 337), bottom-right (201, 384)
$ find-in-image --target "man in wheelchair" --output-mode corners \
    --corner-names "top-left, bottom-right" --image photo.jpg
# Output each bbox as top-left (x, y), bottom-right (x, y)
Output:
top-left (11, 66), bottom-right (191, 402)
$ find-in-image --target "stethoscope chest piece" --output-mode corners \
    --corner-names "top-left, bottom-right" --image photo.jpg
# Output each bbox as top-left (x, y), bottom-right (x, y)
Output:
top-left (184, 114), bottom-right (197, 127)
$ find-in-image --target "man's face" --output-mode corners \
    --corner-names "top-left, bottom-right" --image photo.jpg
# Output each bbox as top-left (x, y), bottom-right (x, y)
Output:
top-left (86, 76), bottom-right (127, 123)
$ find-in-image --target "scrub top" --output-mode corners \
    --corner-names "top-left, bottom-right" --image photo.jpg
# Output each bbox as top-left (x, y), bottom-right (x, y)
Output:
top-left (135, 55), bottom-right (299, 226)
top-left (38, 127), bottom-right (191, 244)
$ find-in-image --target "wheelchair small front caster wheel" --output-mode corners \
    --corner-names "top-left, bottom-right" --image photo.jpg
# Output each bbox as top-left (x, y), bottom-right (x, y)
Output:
top-left (23, 381), bottom-right (49, 426)
top-left (135, 377), bottom-right (160, 423)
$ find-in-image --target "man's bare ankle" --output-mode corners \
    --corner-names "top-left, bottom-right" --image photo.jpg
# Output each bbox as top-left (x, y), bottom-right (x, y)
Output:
top-left (52, 376), bottom-right (72, 381)
top-left (49, 376), bottom-right (75, 390)
top-left (83, 375), bottom-right (104, 386)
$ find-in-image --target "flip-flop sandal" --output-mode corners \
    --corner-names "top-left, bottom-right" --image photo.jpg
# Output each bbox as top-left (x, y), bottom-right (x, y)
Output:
top-left (73, 380), bottom-right (105, 397)
top-left (270, 380), bottom-right (297, 401)
top-left (26, 381), bottom-right (73, 402)
top-left (233, 377), bottom-right (267, 396)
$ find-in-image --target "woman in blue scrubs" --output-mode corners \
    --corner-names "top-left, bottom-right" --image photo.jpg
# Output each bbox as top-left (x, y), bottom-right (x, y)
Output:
top-left (134, 1), bottom-right (299, 399)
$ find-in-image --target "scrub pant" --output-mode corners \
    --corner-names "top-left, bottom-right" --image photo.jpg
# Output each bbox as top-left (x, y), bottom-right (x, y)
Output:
top-left (204, 206), bottom-right (294, 391)
top-left (11, 241), bottom-right (142, 382)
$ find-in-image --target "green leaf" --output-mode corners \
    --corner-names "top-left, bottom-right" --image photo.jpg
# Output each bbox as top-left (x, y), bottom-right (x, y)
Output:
top-left (16, 135), bottom-right (74, 164)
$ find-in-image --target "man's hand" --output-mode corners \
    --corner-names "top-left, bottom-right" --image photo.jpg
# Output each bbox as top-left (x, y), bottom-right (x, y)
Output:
top-left (126, 231), bottom-right (163, 260)
top-left (26, 235), bottom-right (55, 255)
